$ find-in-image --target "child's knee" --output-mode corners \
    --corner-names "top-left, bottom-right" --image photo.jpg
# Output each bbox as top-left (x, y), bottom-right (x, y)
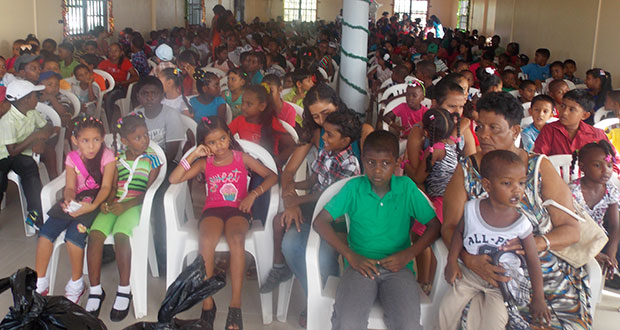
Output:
top-left (113, 233), bottom-right (130, 246)
top-left (227, 232), bottom-right (245, 248)
top-left (65, 223), bottom-right (89, 249)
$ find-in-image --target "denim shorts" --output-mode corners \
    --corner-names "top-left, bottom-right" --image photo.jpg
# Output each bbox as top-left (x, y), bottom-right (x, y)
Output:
top-left (39, 216), bottom-right (89, 249)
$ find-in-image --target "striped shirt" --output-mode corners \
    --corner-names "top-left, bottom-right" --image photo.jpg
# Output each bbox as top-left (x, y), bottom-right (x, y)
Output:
top-left (115, 147), bottom-right (162, 202)
top-left (0, 105), bottom-right (47, 159)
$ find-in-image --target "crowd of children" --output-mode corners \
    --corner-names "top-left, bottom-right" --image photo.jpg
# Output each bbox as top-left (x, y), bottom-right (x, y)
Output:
top-left (1, 5), bottom-right (620, 330)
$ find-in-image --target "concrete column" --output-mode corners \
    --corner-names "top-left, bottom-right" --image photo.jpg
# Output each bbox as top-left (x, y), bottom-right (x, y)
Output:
top-left (339, 0), bottom-right (370, 114)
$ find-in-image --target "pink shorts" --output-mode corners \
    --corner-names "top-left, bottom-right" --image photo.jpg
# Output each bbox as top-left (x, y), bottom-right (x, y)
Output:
top-left (412, 196), bottom-right (443, 236)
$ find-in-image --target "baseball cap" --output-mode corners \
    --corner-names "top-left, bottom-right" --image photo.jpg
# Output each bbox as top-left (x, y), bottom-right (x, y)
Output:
top-left (14, 54), bottom-right (42, 72)
top-left (39, 71), bottom-right (63, 83)
top-left (155, 44), bottom-right (173, 62)
top-left (5, 80), bottom-right (45, 102)
top-left (427, 43), bottom-right (438, 54)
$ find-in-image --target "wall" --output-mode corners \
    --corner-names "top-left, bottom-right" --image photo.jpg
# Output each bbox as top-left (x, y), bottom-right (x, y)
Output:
top-left (428, 0), bottom-right (458, 29)
top-left (0, 0), bottom-right (185, 59)
top-left (470, 0), bottom-right (604, 79)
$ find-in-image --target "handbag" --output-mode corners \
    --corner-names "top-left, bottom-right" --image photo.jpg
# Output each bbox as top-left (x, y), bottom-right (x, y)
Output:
top-left (533, 154), bottom-right (608, 268)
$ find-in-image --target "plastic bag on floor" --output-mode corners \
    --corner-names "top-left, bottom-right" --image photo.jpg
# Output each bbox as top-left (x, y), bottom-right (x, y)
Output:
top-left (124, 255), bottom-right (225, 330)
top-left (0, 267), bottom-right (106, 330)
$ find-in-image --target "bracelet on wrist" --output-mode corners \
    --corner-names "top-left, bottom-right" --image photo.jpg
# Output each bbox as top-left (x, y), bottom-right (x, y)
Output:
top-left (540, 234), bottom-right (551, 253)
top-left (180, 158), bottom-right (191, 171)
top-left (252, 190), bottom-right (260, 198)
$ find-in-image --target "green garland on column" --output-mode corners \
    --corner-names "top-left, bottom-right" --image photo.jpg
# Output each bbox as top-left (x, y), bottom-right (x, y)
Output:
top-left (339, 0), bottom-right (373, 96)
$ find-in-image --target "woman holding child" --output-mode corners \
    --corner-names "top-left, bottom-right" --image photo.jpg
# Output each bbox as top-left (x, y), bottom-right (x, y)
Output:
top-left (442, 92), bottom-right (592, 329)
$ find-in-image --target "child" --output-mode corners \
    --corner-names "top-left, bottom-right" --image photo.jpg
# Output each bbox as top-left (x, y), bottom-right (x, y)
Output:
top-left (0, 80), bottom-right (53, 225)
top-left (223, 68), bottom-right (249, 119)
top-left (71, 64), bottom-right (100, 116)
top-left (586, 68), bottom-right (613, 111)
top-left (543, 62), bottom-right (575, 93)
top-left (367, 48), bottom-right (393, 90)
top-left (84, 40), bottom-right (98, 55)
top-left (168, 117), bottom-right (278, 330)
top-left (477, 67), bottom-right (503, 94)
top-left (58, 43), bottom-right (79, 79)
top-left (501, 69), bottom-right (518, 91)
top-left (440, 150), bottom-right (549, 329)
top-left (382, 80), bottom-right (427, 138)
top-left (241, 52), bottom-right (263, 85)
top-left (547, 79), bottom-right (570, 113)
top-left (260, 109), bottom-right (361, 293)
top-left (262, 74), bottom-right (296, 127)
top-left (534, 90), bottom-right (619, 166)
top-left (520, 48), bottom-right (550, 83)
top-left (85, 113), bottom-right (162, 320)
top-left (150, 44), bottom-right (175, 77)
top-left (0, 86), bottom-right (9, 118)
top-left (189, 69), bottom-right (227, 123)
top-left (522, 95), bottom-right (555, 152)
top-left (212, 45), bottom-right (233, 73)
top-left (39, 71), bottom-right (73, 124)
top-left (283, 69), bottom-right (314, 108)
top-left (0, 56), bottom-right (17, 87)
top-left (14, 54), bottom-right (42, 84)
top-left (158, 67), bottom-right (192, 116)
top-left (131, 76), bottom-right (184, 163)
top-left (34, 117), bottom-right (115, 303)
top-left (313, 130), bottom-right (440, 330)
top-left (376, 64), bottom-right (409, 98)
top-left (282, 72), bottom-right (294, 89)
top-left (177, 50), bottom-right (200, 96)
top-left (42, 58), bottom-right (72, 91)
top-left (564, 59), bottom-right (584, 85)
top-left (79, 54), bottom-right (106, 91)
top-left (229, 84), bottom-right (295, 166)
top-left (6, 39), bottom-right (26, 72)
top-left (569, 141), bottom-right (619, 280)
top-left (130, 35), bottom-right (150, 78)
top-left (518, 80), bottom-right (536, 104)
top-left (414, 60), bottom-right (436, 99)
top-left (264, 53), bottom-right (286, 78)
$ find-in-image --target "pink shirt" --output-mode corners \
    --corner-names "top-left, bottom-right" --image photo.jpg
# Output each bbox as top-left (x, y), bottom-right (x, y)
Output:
top-left (278, 100), bottom-right (297, 127)
top-left (392, 103), bottom-right (428, 138)
top-left (65, 148), bottom-right (115, 195)
top-left (203, 150), bottom-right (248, 210)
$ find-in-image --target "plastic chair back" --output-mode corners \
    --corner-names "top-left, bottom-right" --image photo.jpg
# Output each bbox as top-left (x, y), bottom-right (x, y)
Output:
top-left (59, 89), bottom-right (81, 119)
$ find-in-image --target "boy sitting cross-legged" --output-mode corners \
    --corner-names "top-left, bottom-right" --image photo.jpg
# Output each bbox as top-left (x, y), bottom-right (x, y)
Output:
top-left (314, 130), bottom-right (440, 330)
top-left (260, 107), bottom-right (362, 293)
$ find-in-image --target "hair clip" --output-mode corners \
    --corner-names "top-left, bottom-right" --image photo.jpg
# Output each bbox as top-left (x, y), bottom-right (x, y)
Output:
top-left (428, 147), bottom-right (434, 153)
top-left (260, 82), bottom-right (271, 94)
top-left (383, 53), bottom-right (391, 61)
top-left (485, 67), bottom-right (496, 75)
top-left (173, 68), bottom-right (182, 76)
top-left (193, 69), bottom-right (206, 82)
top-left (202, 117), bottom-right (212, 125)
top-left (606, 154), bottom-right (613, 163)
top-left (429, 114), bottom-right (435, 120)
top-left (600, 69), bottom-right (606, 77)
top-left (242, 71), bottom-right (248, 77)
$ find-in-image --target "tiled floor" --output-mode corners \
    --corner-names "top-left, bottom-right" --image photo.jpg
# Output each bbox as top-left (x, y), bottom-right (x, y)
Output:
top-left (1, 182), bottom-right (619, 329)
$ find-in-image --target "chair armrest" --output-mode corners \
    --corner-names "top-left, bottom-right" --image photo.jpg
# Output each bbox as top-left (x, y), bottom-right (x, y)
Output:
top-left (429, 239), bottom-right (449, 302)
top-left (41, 172), bottom-right (66, 222)
top-left (163, 182), bottom-right (190, 238)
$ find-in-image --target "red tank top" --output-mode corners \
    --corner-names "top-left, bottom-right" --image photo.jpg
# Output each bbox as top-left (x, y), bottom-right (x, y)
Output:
top-left (203, 150), bottom-right (248, 211)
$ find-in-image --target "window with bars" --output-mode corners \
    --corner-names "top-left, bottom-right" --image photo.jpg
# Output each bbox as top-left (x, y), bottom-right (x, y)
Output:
top-left (284, 0), bottom-right (317, 22)
top-left (65, 0), bottom-right (108, 35)
top-left (394, 0), bottom-right (429, 28)
top-left (456, 0), bottom-right (470, 30)
top-left (187, 0), bottom-right (202, 25)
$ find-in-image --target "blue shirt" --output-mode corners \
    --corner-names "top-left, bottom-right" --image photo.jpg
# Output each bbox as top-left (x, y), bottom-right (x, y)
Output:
top-left (520, 63), bottom-right (550, 81)
top-left (521, 123), bottom-right (540, 152)
top-left (189, 96), bottom-right (226, 123)
top-left (251, 71), bottom-right (263, 85)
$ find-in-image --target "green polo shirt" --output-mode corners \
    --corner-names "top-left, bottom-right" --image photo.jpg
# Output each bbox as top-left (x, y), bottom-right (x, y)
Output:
top-left (325, 175), bottom-right (436, 272)
top-left (59, 59), bottom-right (79, 78)
top-left (0, 105), bottom-right (47, 160)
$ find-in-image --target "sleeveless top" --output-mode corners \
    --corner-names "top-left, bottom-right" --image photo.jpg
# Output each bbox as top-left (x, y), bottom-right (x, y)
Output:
top-left (224, 90), bottom-right (243, 118)
top-left (203, 150), bottom-right (248, 211)
top-left (424, 143), bottom-right (459, 197)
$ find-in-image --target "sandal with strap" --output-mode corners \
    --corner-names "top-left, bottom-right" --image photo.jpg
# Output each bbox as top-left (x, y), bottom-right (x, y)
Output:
top-left (87, 289), bottom-right (106, 318)
top-left (200, 301), bottom-right (217, 330)
top-left (225, 307), bottom-right (243, 330)
top-left (109, 291), bottom-right (132, 322)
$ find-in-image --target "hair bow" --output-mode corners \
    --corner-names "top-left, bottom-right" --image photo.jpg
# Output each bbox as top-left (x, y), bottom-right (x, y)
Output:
top-left (606, 154), bottom-right (613, 163)
top-left (485, 67), bottom-right (496, 75)
top-left (202, 117), bottom-right (212, 125)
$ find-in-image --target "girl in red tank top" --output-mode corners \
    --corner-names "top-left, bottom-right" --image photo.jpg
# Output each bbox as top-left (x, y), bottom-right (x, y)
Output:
top-left (169, 116), bottom-right (277, 330)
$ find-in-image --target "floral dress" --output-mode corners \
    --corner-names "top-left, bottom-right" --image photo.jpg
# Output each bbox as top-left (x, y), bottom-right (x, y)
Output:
top-left (460, 154), bottom-right (593, 330)
top-left (570, 179), bottom-right (620, 229)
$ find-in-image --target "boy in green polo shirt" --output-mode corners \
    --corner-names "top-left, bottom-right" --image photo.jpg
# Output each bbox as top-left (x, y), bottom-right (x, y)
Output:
top-left (0, 80), bottom-right (54, 224)
top-left (313, 130), bottom-right (440, 330)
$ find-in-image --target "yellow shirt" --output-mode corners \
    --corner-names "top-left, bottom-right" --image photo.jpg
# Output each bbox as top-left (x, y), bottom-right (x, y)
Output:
top-left (607, 127), bottom-right (620, 152)
top-left (0, 105), bottom-right (47, 159)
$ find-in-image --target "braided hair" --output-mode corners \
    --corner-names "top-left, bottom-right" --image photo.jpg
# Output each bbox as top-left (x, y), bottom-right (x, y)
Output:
top-left (193, 69), bottom-right (220, 98)
top-left (71, 116), bottom-right (106, 187)
top-left (421, 108), bottom-right (457, 172)
top-left (113, 112), bottom-right (147, 155)
top-left (159, 67), bottom-right (193, 113)
top-left (244, 84), bottom-right (278, 153)
top-left (570, 140), bottom-right (615, 175)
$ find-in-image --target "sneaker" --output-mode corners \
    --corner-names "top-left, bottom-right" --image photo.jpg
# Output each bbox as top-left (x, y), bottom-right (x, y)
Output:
top-left (65, 281), bottom-right (86, 304)
top-left (259, 265), bottom-right (292, 293)
top-left (25, 210), bottom-right (43, 231)
top-left (38, 287), bottom-right (49, 297)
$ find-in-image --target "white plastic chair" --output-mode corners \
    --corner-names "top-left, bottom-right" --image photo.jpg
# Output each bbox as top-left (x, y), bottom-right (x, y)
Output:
top-left (379, 78), bottom-right (393, 89)
top-left (379, 83), bottom-right (408, 103)
top-left (36, 103), bottom-right (66, 179)
top-left (285, 101), bottom-right (304, 118)
top-left (317, 67), bottom-right (328, 81)
top-left (593, 107), bottom-right (613, 124)
top-left (115, 81), bottom-right (138, 118)
top-left (202, 66), bottom-right (226, 79)
top-left (379, 96), bottom-right (406, 131)
top-left (41, 139), bottom-right (165, 319)
top-left (575, 84), bottom-right (587, 90)
top-left (304, 177), bottom-right (449, 330)
top-left (180, 113), bottom-right (198, 140)
top-left (594, 118), bottom-right (619, 131)
top-left (421, 97), bottom-right (432, 109)
top-left (279, 120), bottom-right (298, 144)
top-left (509, 89), bottom-right (520, 98)
top-left (92, 70), bottom-right (115, 132)
top-left (59, 89), bottom-right (81, 119)
top-left (286, 60), bottom-right (295, 72)
top-left (163, 139), bottom-right (279, 324)
top-left (548, 154), bottom-right (579, 184)
top-left (522, 102), bottom-right (531, 117)
top-left (281, 88), bottom-right (292, 98)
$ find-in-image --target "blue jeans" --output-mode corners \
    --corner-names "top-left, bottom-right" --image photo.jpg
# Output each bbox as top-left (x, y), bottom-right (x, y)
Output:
top-left (39, 217), bottom-right (88, 249)
top-left (281, 222), bottom-right (340, 293)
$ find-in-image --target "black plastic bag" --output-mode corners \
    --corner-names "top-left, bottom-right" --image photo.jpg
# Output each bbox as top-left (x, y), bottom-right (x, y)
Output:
top-left (0, 267), bottom-right (106, 330)
top-left (124, 255), bottom-right (225, 330)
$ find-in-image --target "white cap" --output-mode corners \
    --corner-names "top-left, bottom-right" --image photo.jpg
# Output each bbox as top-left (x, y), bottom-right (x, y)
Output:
top-left (155, 44), bottom-right (173, 61)
top-left (5, 79), bottom-right (45, 102)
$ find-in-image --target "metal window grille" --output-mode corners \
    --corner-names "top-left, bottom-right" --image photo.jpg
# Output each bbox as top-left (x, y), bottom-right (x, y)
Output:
top-left (393, 0), bottom-right (429, 28)
top-left (66, 0), bottom-right (107, 35)
top-left (187, 0), bottom-right (202, 25)
top-left (284, 0), bottom-right (317, 22)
